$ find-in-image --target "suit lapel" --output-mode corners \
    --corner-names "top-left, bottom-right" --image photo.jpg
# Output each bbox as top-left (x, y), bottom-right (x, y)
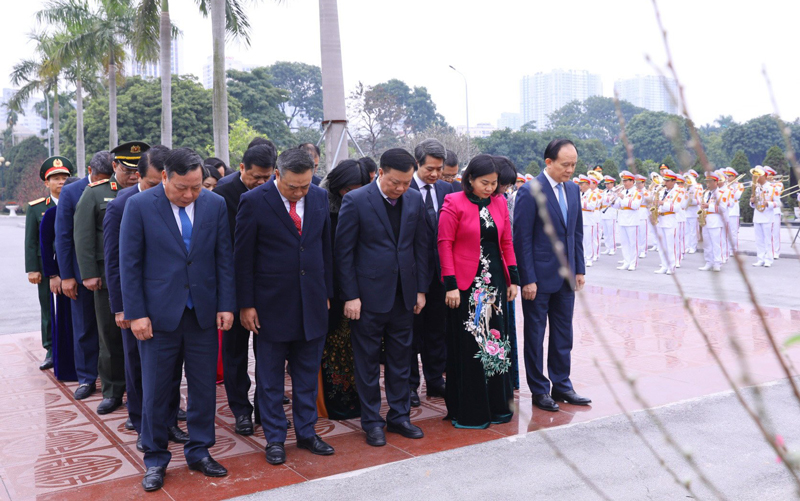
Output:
top-left (537, 173), bottom-right (566, 229)
top-left (265, 181), bottom-right (300, 240)
top-left (367, 183), bottom-right (397, 245)
top-left (188, 192), bottom-right (206, 256)
top-left (154, 186), bottom-right (187, 255)
top-left (299, 189), bottom-right (316, 244)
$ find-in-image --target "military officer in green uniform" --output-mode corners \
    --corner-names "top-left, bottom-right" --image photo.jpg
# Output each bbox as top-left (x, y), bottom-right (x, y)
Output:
top-left (75, 141), bottom-right (149, 415)
top-left (25, 156), bottom-right (74, 370)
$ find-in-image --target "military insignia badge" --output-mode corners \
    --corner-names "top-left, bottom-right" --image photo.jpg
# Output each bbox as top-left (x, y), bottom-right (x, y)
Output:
top-left (131, 145), bottom-right (141, 153)
top-left (110, 182), bottom-right (118, 191)
top-left (53, 158), bottom-right (63, 168)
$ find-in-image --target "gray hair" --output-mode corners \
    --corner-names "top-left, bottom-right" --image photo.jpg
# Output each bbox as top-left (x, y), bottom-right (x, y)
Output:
top-left (89, 150), bottom-right (113, 175)
top-left (414, 138), bottom-right (446, 167)
top-left (277, 148), bottom-right (315, 176)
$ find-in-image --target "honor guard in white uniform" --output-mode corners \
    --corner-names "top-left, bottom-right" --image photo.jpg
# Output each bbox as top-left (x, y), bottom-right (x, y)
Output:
top-left (587, 172), bottom-right (603, 261)
top-left (749, 166), bottom-right (777, 267)
top-left (654, 170), bottom-right (682, 275)
top-left (721, 167), bottom-right (743, 258)
top-left (613, 171), bottom-right (642, 271)
top-left (635, 174), bottom-right (649, 258)
top-left (600, 175), bottom-right (619, 255)
top-left (674, 174), bottom-right (689, 267)
top-left (684, 169), bottom-right (701, 253)
top-left (764, 166), bottom-right (783, 259)
top-left (579, 175), bottom-right (598, 266)
top-left (698, 171), bottom-right (729, 271)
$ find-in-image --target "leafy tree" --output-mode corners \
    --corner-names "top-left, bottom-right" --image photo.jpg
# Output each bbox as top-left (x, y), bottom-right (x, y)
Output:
top-left (60, 76), bottom-right (241, 161)
top-left (602, 158), bottom-right (619, 178)
top-left (206, 117), bottom-right (260, 170)
top-left (762, 145), bottom-right (788, 176)
top-left (348, 81), bottom-right (405, 157)
top-left (546, 96), bottom-right (645, 151)
top-left (617, 112), bottom-right (689, 167)
top-left (740, 186), bottom-right (754, 224)
top-left (720, 115), bottom-right (800, 166)
top-left (2, 136), bottom-right (48, 201)
top-left (729, 149), bottom-right (750, 174)
top-left (642, 159), bottom-right (659, 175)
top-left (227, 68), bottom-right (291, 147)
top-left (267, 61), bottom-right (323, 127)
top-left (474, 128), bottom-right (550, 175)
top-left (661, 154), bottom-right (676, 169)
top-left (402, 125), bottom-right (479, 171)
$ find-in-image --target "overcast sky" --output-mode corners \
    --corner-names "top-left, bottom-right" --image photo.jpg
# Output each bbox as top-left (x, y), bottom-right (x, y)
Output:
top-left (3, 0), bottom-right (800, 128)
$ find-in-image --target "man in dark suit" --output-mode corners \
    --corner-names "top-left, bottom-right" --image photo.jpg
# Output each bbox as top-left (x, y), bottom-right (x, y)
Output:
top-left (299, 142), bottom-right (322, 185)
top-left (55, 151), bottom-right (112, 400)
top-left (407, 139), bottom-right (452, 406)
top-left (335, 148), bottom-right (430, 447)
top-left (513, 139), bottom-right (589, 413)
top-left (216, 137), bottom-right (276, 188)
top-left (103, 146), bottom-right (188, 451)
top-left (236, 148), bottom-right (335, 465)
top-left (120, 148), bottom-right (236, 492)
top-left (214, 143), bottom-right (276, 436)
top-left (443, 149), bottom-right (462, 193)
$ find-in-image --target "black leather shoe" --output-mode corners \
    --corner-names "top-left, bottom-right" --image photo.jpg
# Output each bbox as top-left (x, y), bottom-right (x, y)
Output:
top-left (282, 395), bottom-right (290, 405)
top-left (97, 397), bottom-right (123, 415)
top-left (365, 427), bottom-right (386, 447)
top-left (136, 435), bottom-right (145, 452)
top-left (177, 408), bottom-right (187, 421)
top-left (74, 383), bottom-right (96, 400)
top-left (532, 393), bottom-right (559, 412)
top-left (551, 390), bottom-right (592, 406)
top-left (387, 421), bottom-right (424, 439)
top-left (142, 466), bottom-right (165, 491)
top-left (39, 357), bottom-right (53, 370)
top-left (168, 425), bottom-right (190, 443)
top-left (426, 382), bottom-right (446, 398)
top-left (265, 443), bottom-right (286, 465)
top-left (235, 415), bottom-right (254, 436)
top-left (125, 417), bottom-right (135, 430)
top-left (188, 456), bottom-right (227, 477)
top-left (297, 434), bottom-right (334, 455)
top-left (409, 389), bottom-right (421, 407)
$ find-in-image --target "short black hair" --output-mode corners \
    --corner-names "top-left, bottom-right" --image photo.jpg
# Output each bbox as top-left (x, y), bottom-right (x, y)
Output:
top-left (277, 148), bottom-right (314, 175)
top-left (494, 156), bottom-right (517, 187)
top-left (543, 139), bottom-right (578, 161)
top-left (203, 156), bottom-right (227, 172)
top-left (461, 154), bottom-right (499, 193)
top-left (137, 145), bottom-right (169, 177)
top-left (165, 147), bottom-right (203, 178)
top-left (298, 142), bottom-right (321, 158)
top-left (89, 150), bottom-right (113, 175)
top-left (247, 137), bottom-right (275, 151)
top-left (379, 148), bottom-right (416, 174)
top-left (414, 138), bottom-right (446, 168)
top-left (358, 157), bottom-right (378, 175)
top-left (242, 144), bottom-right (277, 171)
top-left (445, 149), bottom-right (459, 168)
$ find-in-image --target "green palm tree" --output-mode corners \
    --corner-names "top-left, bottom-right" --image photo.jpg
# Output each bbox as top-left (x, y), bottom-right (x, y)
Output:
top-left (9, 32), bottom-right (64, 155)
top-left (38, 0), bottom-right (152, 149)
top-left (62, 51), bottom-right (103, 176)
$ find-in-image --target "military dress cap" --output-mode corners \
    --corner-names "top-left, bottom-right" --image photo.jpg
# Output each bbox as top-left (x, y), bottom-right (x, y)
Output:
top-left (686, 169), bottom-right (699, 178)
top-left (578, 174), bottom-right (589, 183)
top-left (634, 174), bottom-right (647, 182)
top-left (111, 141), bottom-right (151, 168)
top-left (593, 165), bottom-right (603, 172)
top-left (620, 171), bottom-right (635, 181)
top-left (659, 163), bottom-right (670, 170)
top-left (516, 173), bottom-right (526, 182)
top-left (705, 171), bottom-right (722, 182)
top-left (763, 166), bottom-right (776, 175)
top-left (675, 174), bottom-right (686, 183)
top-left (39, 156), bottom-right (75, 180)
top-left (662, 169), bottom-right (678, 180)
top-left (723, 167), bottom-right (737, 176)
top-left (603, 175), bottom-right (616, 183)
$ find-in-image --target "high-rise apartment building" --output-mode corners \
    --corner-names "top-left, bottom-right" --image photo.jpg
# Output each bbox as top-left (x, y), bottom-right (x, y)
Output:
top-left (496, 112), bottom-right (522, 131)
top-left (125, 37), bottom-right (182, 79)
top-left (520, 70), bottom-right (603, 130)
top-left (614, 75), bottom-right (679, 114)
top-left (202, 56), bottom-right (253, 90)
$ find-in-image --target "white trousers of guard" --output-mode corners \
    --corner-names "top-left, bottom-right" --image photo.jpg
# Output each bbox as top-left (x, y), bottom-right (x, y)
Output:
top-left (657, 227), bottom-right (676, 271)
top-left (686, 216), bottom-right (699, 252)
top-left (620, 225), bottom-right (639, 268)
top-left (773, 214), bottom-right (782, 258)
top-left (754, 222), bottom-right (774, 265)
top-left (702, 226), bottom-right (723, 267)
top-left (727, 216), bottom-right (739, 256)
top-left (584, 224), bottom-right (595, 262)
top-left (602, 219), bottom-right (616, 252)
top-left (638, 219), bottom-right (648, 254)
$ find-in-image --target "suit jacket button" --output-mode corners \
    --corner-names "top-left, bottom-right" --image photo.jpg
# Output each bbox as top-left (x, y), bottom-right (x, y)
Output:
top-left (300, 270), bottom-right (305, 276)
top-left (187, 261), bottom-right (192, 266)
top-left (300, 246), bottom-right (304, 252)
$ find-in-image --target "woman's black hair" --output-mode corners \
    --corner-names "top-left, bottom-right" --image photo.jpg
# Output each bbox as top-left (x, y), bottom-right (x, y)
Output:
top-left (326, 159), bottom-right (369, 195)
top-left (461, 154), bottom-right (499, 193)
top-left (494, 156), bottom-right (517, 188)
top-left (358, 156), bottom-right (378, 176)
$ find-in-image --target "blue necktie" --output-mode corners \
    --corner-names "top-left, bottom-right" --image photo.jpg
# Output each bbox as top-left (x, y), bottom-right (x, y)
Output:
top-left (179, 207), bottom-right (194, 309)
top-left (556, 183), bottom-right (568, 223)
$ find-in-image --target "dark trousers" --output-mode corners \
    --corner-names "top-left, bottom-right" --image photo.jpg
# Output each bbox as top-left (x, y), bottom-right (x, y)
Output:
top-left (222, 316), bottom-right (258, 420)
top-left (351, 296), bottom-right (414, 431)
top-left (521, 279), bottom-right (575, 395)
top-left (256, 335), bottom-right (325, 443)
top-left (139, 308), bottom-right (217, 469)
top-left (36, 276), bottom-right (53, 357)
top-left (95, 288), bottom-right (126, 399)
top-left (71, 282), bottom-right (99, 385)
top-left (122, 327), bottom-right (182, 434)
top-left (409, 276), bottom-right (446, 391)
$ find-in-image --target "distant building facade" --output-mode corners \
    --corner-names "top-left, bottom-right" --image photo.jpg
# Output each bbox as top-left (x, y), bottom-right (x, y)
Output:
top-left (202, 56), bottom-right (252, 89)
top-left (497, 112), bottom-right (522, 131)
top-left (614, 75), bottom-right (679, 114)
top-left (456, 122), bottom-right (496, 138)
top-left (1, 88), bottom-right (48, 145)
top-left (520, 69), bottom-right (602, 130)
top-left (125, 37), bottom-right (182, 79)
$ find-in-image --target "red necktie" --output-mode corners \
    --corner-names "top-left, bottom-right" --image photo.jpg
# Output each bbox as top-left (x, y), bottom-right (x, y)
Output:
top-left (289, 200), bottom-right (302, 235)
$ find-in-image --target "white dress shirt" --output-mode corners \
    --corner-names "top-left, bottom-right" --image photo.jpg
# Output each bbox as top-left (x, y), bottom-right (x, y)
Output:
top-left (170, 197), bottom-right (195, 236)
top-left (543, 169), bottom-right (567, 217)
top-left (413, 172), bottom-right (438, 211)
top-left (278, 191), bottom-right (305, 230)
top-left (51, 195), bottom-right (59, 206)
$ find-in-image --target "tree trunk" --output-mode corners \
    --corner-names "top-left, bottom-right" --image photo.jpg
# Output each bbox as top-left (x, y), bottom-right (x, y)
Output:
top-left (319, 0), bottom-right (348, 171)
top-left (76, 78), bottom-right (85, 177)
top-left (210, 0), bottom-right (229, 166)
top-left (109, 55), bottom-right (118, 148)
top-left (53, 80), bottom-right (60, 156)
top-left (160, 1), bottom-right (172, 147)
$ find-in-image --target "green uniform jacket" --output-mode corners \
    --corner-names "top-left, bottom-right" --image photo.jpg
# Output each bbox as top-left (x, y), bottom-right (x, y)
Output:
top-left (74, 175), bottom-right (119, 287)
top-left (24, 196), bottom-right (55, 273)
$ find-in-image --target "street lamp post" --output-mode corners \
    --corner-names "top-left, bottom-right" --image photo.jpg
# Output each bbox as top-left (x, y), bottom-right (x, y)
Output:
top-left (449, 65), bottom-right (470, 160)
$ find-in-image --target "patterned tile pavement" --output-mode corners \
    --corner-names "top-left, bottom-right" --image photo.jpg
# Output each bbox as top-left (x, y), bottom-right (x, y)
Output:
top-left (0, 285), bottom-right (798, 500)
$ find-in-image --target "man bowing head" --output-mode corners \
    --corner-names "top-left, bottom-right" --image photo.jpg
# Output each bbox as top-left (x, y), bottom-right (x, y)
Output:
top-left (236, 148), bottom-right (335, 465)
top-left (120, 147), bottom-right (236, 492)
